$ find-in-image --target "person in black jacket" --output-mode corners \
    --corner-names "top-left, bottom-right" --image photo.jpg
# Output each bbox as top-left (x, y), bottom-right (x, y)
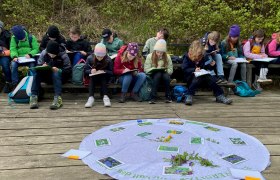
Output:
top-left (30, 41), bottom-right (71, 110)
top-left (182, 40), bottom-right (232, 106)
top-left (66, 26), bottom-right (92, 66)
top-left (40, 25), bottom-right (66, 51)
top-left (84, 43), bottom-right (113, 108)
top-left (0, 20), bottom-right (12, 93)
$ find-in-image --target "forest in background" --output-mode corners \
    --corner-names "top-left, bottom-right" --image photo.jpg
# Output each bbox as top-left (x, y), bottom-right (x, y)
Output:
top-left (0, 0), bottom-right (280, 44)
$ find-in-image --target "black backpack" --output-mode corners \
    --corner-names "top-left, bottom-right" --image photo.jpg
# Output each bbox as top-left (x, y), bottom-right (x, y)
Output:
top-left (200, 32), bottom-right (210, 46)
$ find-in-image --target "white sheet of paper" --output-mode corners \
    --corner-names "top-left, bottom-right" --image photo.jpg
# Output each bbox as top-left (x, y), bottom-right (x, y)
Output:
top-left (229, 168), bottom-right (265, 180)
top-left (89, 71), bottom-right (106, 76)
top-left (252, 58), bottom-right (276, 62)
top-left (109, 54), bottom-right (117, 59)
top-left (62, 149), bottom-right (91, 159)
top-left (194, 69), bottom-right (210, 77)
top-left (17, 57), bottom-right (36, 64)
top-left (233, 58), bottom-right (249, 63)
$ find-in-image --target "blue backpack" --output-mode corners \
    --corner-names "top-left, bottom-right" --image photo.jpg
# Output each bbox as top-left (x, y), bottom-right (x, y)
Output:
top-left (8, 72), bottom-right (34, 103)
top-left (234, 80), bottom-right (261, 97)
top-left (173, 85), bottom-right (188, 102)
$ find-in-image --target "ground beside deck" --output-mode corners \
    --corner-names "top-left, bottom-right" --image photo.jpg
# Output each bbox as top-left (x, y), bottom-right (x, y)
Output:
top-left (0, 91), bottom-right (279, 180)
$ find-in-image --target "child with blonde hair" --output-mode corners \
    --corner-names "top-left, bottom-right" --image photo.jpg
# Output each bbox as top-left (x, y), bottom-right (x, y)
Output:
top-left (182, 40), bottom-right (232, 105)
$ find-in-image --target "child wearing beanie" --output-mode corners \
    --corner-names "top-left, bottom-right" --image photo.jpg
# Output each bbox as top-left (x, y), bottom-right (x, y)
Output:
top-left (182, 40), bottom-right (233, 106)
top-left (144, 39), bottom-right (173, 104)
top-left (10, 25), bottom-right (39, 88)
top-left (114, 42), bottom-right (146, 103)
top-left (0, 20), bottom-right (12, 93)
top-left (40, 25), bottom-right (66, 51)
top-left (29, 41), bottom-right (71, 110)
top-left (221, 24), bottom-right (247, 83)
top-left (84, 43), bottom-right (113, 108)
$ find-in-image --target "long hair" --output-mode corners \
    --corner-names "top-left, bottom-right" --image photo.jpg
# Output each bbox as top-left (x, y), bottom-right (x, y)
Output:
top-left (276, 32), bottom-right (280, 44)
top-left (251, 29), bottom-right (265, 47)
top-left (188, 40), bottom-right (205, 62)
top-left (121, 51), bottom-right (140, 68)
top-left (205, 31), bottom-right (220, 51)
top-left (151, 51), bottom-right (168, 68)
top-left (226, 35), bottom-right (240, 52)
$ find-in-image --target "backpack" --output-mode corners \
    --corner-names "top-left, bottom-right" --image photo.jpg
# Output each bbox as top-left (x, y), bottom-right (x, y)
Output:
top-left (200, 32), bottom-right (210, 46)
top-left (139, 76), bottom-right (153, 101)
top-left (172, 85), bottom-right (188, 102)
top-left (233, 80), bottom-right (261, 97)
top-left (8, 71), bottom-right (34, 103)
top-left (72, 59), bottom-right (86, 85)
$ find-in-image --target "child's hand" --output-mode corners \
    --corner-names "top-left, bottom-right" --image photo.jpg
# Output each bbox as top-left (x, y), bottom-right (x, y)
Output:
top-left (210, 61), bottom-right (216, 66)
top-left (123, 68), bottom-right (130, 73)
top-left (25, 54), bottom-right (30, 59)
top-left (229, 56), bottom-right (236, 60)
top-left (66, 50), bottom-right (71, 53)
top-left (91, 69), bottom-right (97, 74)
top-left (96, 70), bottom-right (105, 73)
top-left (52, 67), bottom-right (59, 73)
top-left (13, 58), bottom-right (18, 62)
top-left (80, 51), bottom-right (87, 56)
top-left (261, 54), bottom-right (267, 58)
top-left (42, 63), bottom-right (48, 66)
top-left (195, 67), bottom-right (201, 72)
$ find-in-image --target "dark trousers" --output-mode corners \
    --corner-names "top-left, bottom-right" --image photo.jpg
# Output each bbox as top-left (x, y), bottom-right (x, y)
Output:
top-left (187, 75), bottom-right (223, 97)
top-left (151, 71), bottom-right (171, 98)
top-left (31, 70), bottom-right (70, 96)
top-left (251, 61), bottom-right (269, 76)
top-left (88, 74), bottom-right (110, 97)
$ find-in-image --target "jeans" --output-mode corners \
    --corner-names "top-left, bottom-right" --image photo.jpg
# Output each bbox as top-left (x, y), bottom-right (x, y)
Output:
top-left (11, 61), bottom-right (36, 85)
top-left (206, 54), bottom-right (224, 76)
top-left (187, 75), bottom-right (224, 97)
top-left (0, 56), bottom-right (11, 82)
top-left (119, 72), bottom-right (146, 93)
top-left (150, 71), bottom-right (171, 98)
top-left (226, 60), bottom-right (246, 83)
top-left (89, 74), bottom-right (111, 97)
top-left (31, 70), bottom-right (62, 96)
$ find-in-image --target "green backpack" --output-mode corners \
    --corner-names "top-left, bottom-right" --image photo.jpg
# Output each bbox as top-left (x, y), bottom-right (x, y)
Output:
top-left (72, 59), bottom-right (86, 85)
top-left (139, 76), bottom-right (153, 101)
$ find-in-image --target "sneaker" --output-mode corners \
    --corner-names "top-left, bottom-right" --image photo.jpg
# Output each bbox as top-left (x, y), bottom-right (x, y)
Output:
top-left (149, 99), bottom-right (156, 104)
top-left (3, 82), bottom-right (12, 93)
top-left (103, 95), bottom-right (111, 107)
top-left (185, 95), bottom-right (193, 105)
top-left (216, 95), bottom-right (232, 105)
top-left (50, 96), bottom-right (63, 110)
top-left (165, 96), bottom-right (172, 103)
top-left (216, 76), bottom-right (227, 84)
top-left (119, 93), bottom-right (126, 103)
top-left (85, 96), bottom-right (94, 108)
top-left (29, 95), bottom-right (39, 109)
top-left (131, 93), bottom-right (142, 102)
top-left (252, 82), bottom-right (263, 91)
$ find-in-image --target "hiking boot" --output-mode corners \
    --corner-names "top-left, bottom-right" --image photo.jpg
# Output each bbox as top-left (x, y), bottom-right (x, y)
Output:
top-left (103, 95), bottom-right (111, 107)
top-left (165, 96), bottom-right (172, 103)
top-left (216, 94), bottom-right (232, 105)
top-left (119, 93), bottom-right (126, 103)
top-left (29, 95), bottom-right (39, 109)
top-left (149, 98), bottom-right (156, 104)
top-left (3, 82), bottom-right (12, 93)
top-left (185, 95), bottom-right (193, 105)
top-left (131, 92), bottom-right (142, 102)
top-left (50, 96), bottom-right (63, 110)
top-left (85, 96), bottom-right (94, 108)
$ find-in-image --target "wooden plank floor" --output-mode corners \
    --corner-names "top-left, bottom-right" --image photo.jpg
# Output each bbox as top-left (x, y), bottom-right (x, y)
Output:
top-left (0, 90), bottom-right (279, 180)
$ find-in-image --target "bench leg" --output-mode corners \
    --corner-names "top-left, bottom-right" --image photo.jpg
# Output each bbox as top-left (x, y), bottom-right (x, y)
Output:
top-left (247, 65), bottom-right (253, 87)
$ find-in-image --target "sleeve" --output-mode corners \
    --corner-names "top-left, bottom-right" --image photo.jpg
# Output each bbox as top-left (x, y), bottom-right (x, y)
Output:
top-left (144, 54), bottom-right (154, 73)
top-left (181, 56), bottom-right (195, 77)
top-left (137, 58), bottom-right (144, 72)
top-left (85, 41), bottom-right (93, 56)
top-left (268, 40), bottom-right (280, 57)
top-left (142, 39), bottom-right (150, 53)
top-left (220, 41), bottom-right (228, 61)
top-left (243, 41), bottom-right (263, 59)
top-left (37, 50), bottom-right (47, 65)
top-left (104, 58), bottom-right (114, 76)
top-left (9, 36), bottom-right (18, 58)
top-left (39, 36), bottom-right (48, 52)
top-left (166, 55), bottom-right (173, 75)
top-left (237, 43), bottom-right (245, 58)
top-left (113, 54), bottom-right (124, 75)
top-left (261, 45), bottom-right (268, 57)
top-left (61, 53), bottom-right (71, 74)
top-left (29, 35), bottom-right (40, 56)
top-left (84, 55), bottom-right (93, 76)
top-left (65, 40), bottom-right (72, 51)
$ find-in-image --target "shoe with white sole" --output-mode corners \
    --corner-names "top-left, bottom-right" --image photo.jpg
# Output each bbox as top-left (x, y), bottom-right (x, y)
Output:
top-left (85, 96), bottom-right (94, 108)
top-left (103, 95), bottom-right (111, 107)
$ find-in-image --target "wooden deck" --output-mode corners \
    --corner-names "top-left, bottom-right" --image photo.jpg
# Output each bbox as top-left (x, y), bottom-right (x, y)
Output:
top-left (0, 91), bottom-right (279, 180)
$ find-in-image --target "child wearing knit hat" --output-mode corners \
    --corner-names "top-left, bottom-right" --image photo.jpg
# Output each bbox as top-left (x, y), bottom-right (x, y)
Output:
top-left (29, 41), bottom-right (71, 110)
top-left (10, 25), bottom-right (40, 88)
top-left (221, 24), bottom-right (247, 84)
top-left (113, 42), bottom-right (146, 103)
top-left (40, 25), bottom-right (66, 51)
top-left (84, 43), bottom-right (113, 108)
top-left (144, 39), bottom-right (173, 104)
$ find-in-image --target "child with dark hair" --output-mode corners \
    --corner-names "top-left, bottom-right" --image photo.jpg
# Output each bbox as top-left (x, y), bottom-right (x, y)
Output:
top-left (40, 25), bottom-right (66, 51)
top-left (66, 26), bottom-right (92, 65)
top-left (101, 28), bottom-right (124, 57)
top-left (30, 41), bottom-right (71, 110)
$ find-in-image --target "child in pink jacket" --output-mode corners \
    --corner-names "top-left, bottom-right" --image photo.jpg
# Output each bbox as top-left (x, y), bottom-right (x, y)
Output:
top-left (267, 32), bottom-right (280, 63)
